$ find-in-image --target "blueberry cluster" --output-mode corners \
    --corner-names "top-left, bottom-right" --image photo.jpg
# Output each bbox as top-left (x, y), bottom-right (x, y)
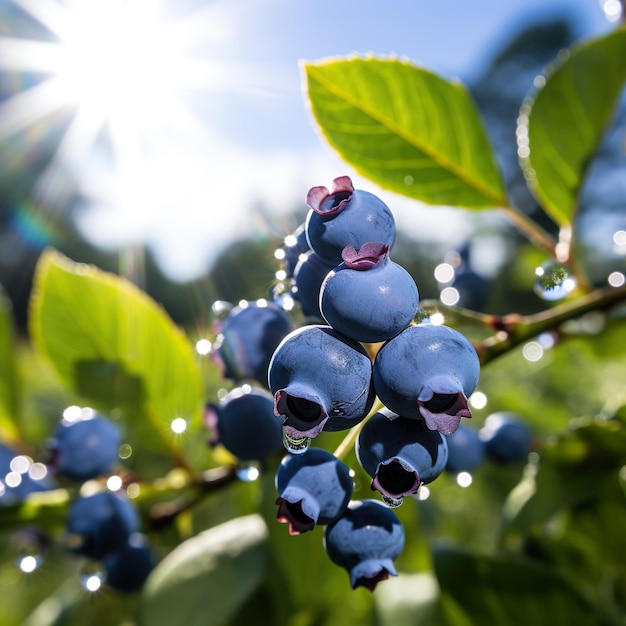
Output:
top-left (46, 409), bottom-right (154, 593)
top-left (204, 176), bottom-right (486, 590)
top-left (263, 176), bottom-right (483, 589)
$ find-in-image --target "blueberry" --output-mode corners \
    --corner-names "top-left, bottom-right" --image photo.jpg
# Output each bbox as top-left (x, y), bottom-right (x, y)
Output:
top-left (323, 499), bottom-right (405, 591)
top-left (291, 251), bottom-right (335, 320)
top-left (305, 176), bottom-right (396, 267)
top-left (451, 269), bottom-right (489, 311)
top-left (277, 223), bottom-right (310, 279)
top-left (212, 300), bottom-right (294, 386)
top-left (356, 408), bottom-right (448, 507)
top-left (103, 533), bottom-right (154, 593)
top-left (204, 385), bottom-right (284, 462)
top-left (320, 242), bottom-right (419, 343)
top-left (268, 324), bottom-right (375, 453)
top-left (0, 443), bottom-right (52, 506)
top-left (479, 412), bottom-right (533, 463)
top-left (46, 413), bottom-right (120, 482)
top-left (373, 323), bottom-right (480, 435)
top-left (275, 447), bottom-right (353, 534)
top-left (444, 424), bottom-right (486, 473)
top-left (65, 491), bottom-right (139, 560)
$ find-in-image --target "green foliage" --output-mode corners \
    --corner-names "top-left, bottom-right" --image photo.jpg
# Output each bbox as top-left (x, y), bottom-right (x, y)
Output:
top-left (0, 283), bottom-right (20, 444)
top-left (304, 57), bottom-right (507, 209)
top-left (139, 515), bottom-right (270, 626)
top-left (433, 545), bottom-right (610, 626)
top-left (28, 249), bottom-right (205, 461)
top-left (523, 29), bottom-right (626, 227)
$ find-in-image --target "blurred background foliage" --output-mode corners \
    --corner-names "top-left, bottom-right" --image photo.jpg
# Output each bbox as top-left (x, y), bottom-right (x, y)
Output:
top-left (0, 5), bottom-right (625, 626)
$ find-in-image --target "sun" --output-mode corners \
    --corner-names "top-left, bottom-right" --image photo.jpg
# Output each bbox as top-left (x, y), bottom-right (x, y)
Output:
top-left (0, 0), bottom-right (224, 210)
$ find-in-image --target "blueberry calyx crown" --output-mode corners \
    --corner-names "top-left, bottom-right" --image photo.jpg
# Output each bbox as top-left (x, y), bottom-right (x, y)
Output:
top-left (275, 495), bottom-right (316, 535)
top-left (341, 241), bottom-right (389, 270)
top-left (371, 457), bottom-right (421, 508)
top-left (306, 175), bottom-right (354, 216)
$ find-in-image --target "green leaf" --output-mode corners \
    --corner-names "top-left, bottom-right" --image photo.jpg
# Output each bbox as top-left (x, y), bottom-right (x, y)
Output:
top-left (303, 56), bottom-right (507, 209)
top-left (433, 545), bottom-right (608, 626)
top-left (28, 249), bottom-right (203, 450)
top-left (23, 578), bottom-right (138, 626)
top-left (139, 514), bottom-right (269, 626)
top-left (374, 573), bottom-right (445, 626)
top-left (523, 29), bottom-right (626, 227)
top-left (0, 283), bottom-right (21, 443)
top-left (503, 416), bottom-right (626, 533)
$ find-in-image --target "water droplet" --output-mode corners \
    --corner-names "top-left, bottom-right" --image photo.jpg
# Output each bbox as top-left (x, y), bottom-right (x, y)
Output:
top-left (456, 472), bottom-right (473, 488)
top-left (211, 300), bottom-right (233, 319)
top-left (533, 260), bottom-right (577, 301)
top-left (236, 465), bottom-right (260, 482)
top-left (381, 494), bottom-right (403, 508)
top-left (170, 417), bottom-right (187, 434)
top-left (118, 443), bottom-right (132, 459)
top-left (195, 338), bottom-right (212, 355)
top-left (13, 529), bottom-right (48, 573)
top-left (417, 486), bottom-right (430, 501)
top-left (282, 430), bottom-right (310, 455)
top-left (80, 560), bottom-right (106, 592)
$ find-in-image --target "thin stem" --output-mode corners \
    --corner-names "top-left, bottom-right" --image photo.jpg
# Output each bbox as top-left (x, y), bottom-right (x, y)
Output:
top-left (333, 399), bottom-right (383, 460)
top-left (148, 465), bottom-right (239, 529)
top-left (476, 283), bottom-right (626, 364)
top-left (499, 204), bottom-right (558, 255)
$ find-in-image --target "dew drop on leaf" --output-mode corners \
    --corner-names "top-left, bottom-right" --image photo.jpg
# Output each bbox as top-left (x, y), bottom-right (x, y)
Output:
top-left (533, 260), bottom-right (577, 301)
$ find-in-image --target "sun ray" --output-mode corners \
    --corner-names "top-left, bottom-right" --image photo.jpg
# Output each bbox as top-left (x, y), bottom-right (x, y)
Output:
top-left (0, 76), bottom-right (69, 138)
top-left (0, 37), bottom-right (63, 73)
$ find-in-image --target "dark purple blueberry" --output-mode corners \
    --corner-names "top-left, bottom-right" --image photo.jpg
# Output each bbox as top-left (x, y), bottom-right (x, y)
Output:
top-left (356, 408), bottom-right (448, 507)
top-left (103, 533), bottom-right (154, 593)
top-left (65, 491), bottom-right (139, 560)
top-left (211, 300), bottom-right (294, 386)
top-left (204, 385), bottom-right (283, 462)
top-left (320, 242), bottom-right (419, 343)
top-left (291, 251), bottom-right (335, 320)
top-left (323, 499), bottom-right (405, 591)
top-left (373, 323), bottom-right (480, 435)
top-left (479, 412), bottom-right (533, 463)
top-left (268, 325), bottom-right (375, 453)
top-left (46, 413), bottom-right (120, 482)
top-left (275, 448), bottom-right (353, 534)
top-left (444, 424), bottom-right (486, 473)
top-left (305, 176), bottom-right (396, 267)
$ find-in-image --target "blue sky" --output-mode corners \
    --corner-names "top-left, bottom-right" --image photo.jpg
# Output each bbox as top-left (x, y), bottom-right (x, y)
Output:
top-left (0, 0), bottom-right (617, 280)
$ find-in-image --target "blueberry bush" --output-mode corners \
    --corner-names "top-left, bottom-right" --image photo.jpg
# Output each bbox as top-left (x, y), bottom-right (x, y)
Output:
top-left (1, 22), bottom-right (626, 626)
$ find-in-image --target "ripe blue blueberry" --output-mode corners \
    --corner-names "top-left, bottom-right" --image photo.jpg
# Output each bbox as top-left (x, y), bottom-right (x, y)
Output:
top-left (212, 299), bottom-right (294, 386)
top-left (275, 447), bottom-right (353, 534)
top-left (291, 250), bottom-right (335, 320)
top-left (268, 324), bottom-right (375, 453)
top-left (0, 443), bottom-right (52, 506)
top-left (46, 412), bottom-right (120, 482)
top-left (444, 424), bottom-right (486, 473)
top-left (356, 408), bottom-right (448, 507)
top-left (479, 412), bottom-right (533, 463)
top-left (323, 499), bottom-right (405, 591)
top-left (373, 323), bottom-right (480, 435)
top-left (103, 533), bottom-right (154, 592)
top-left (320, 242), bottom-right (419, 343)
top-left (277, 223), bottom-right (310, 279)
top-left (204, 385), bottom-right (284, 462)
top-left (305, 176), bottom-right (396, 267)
top-left (65, 491), bottom-right (139, 560)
